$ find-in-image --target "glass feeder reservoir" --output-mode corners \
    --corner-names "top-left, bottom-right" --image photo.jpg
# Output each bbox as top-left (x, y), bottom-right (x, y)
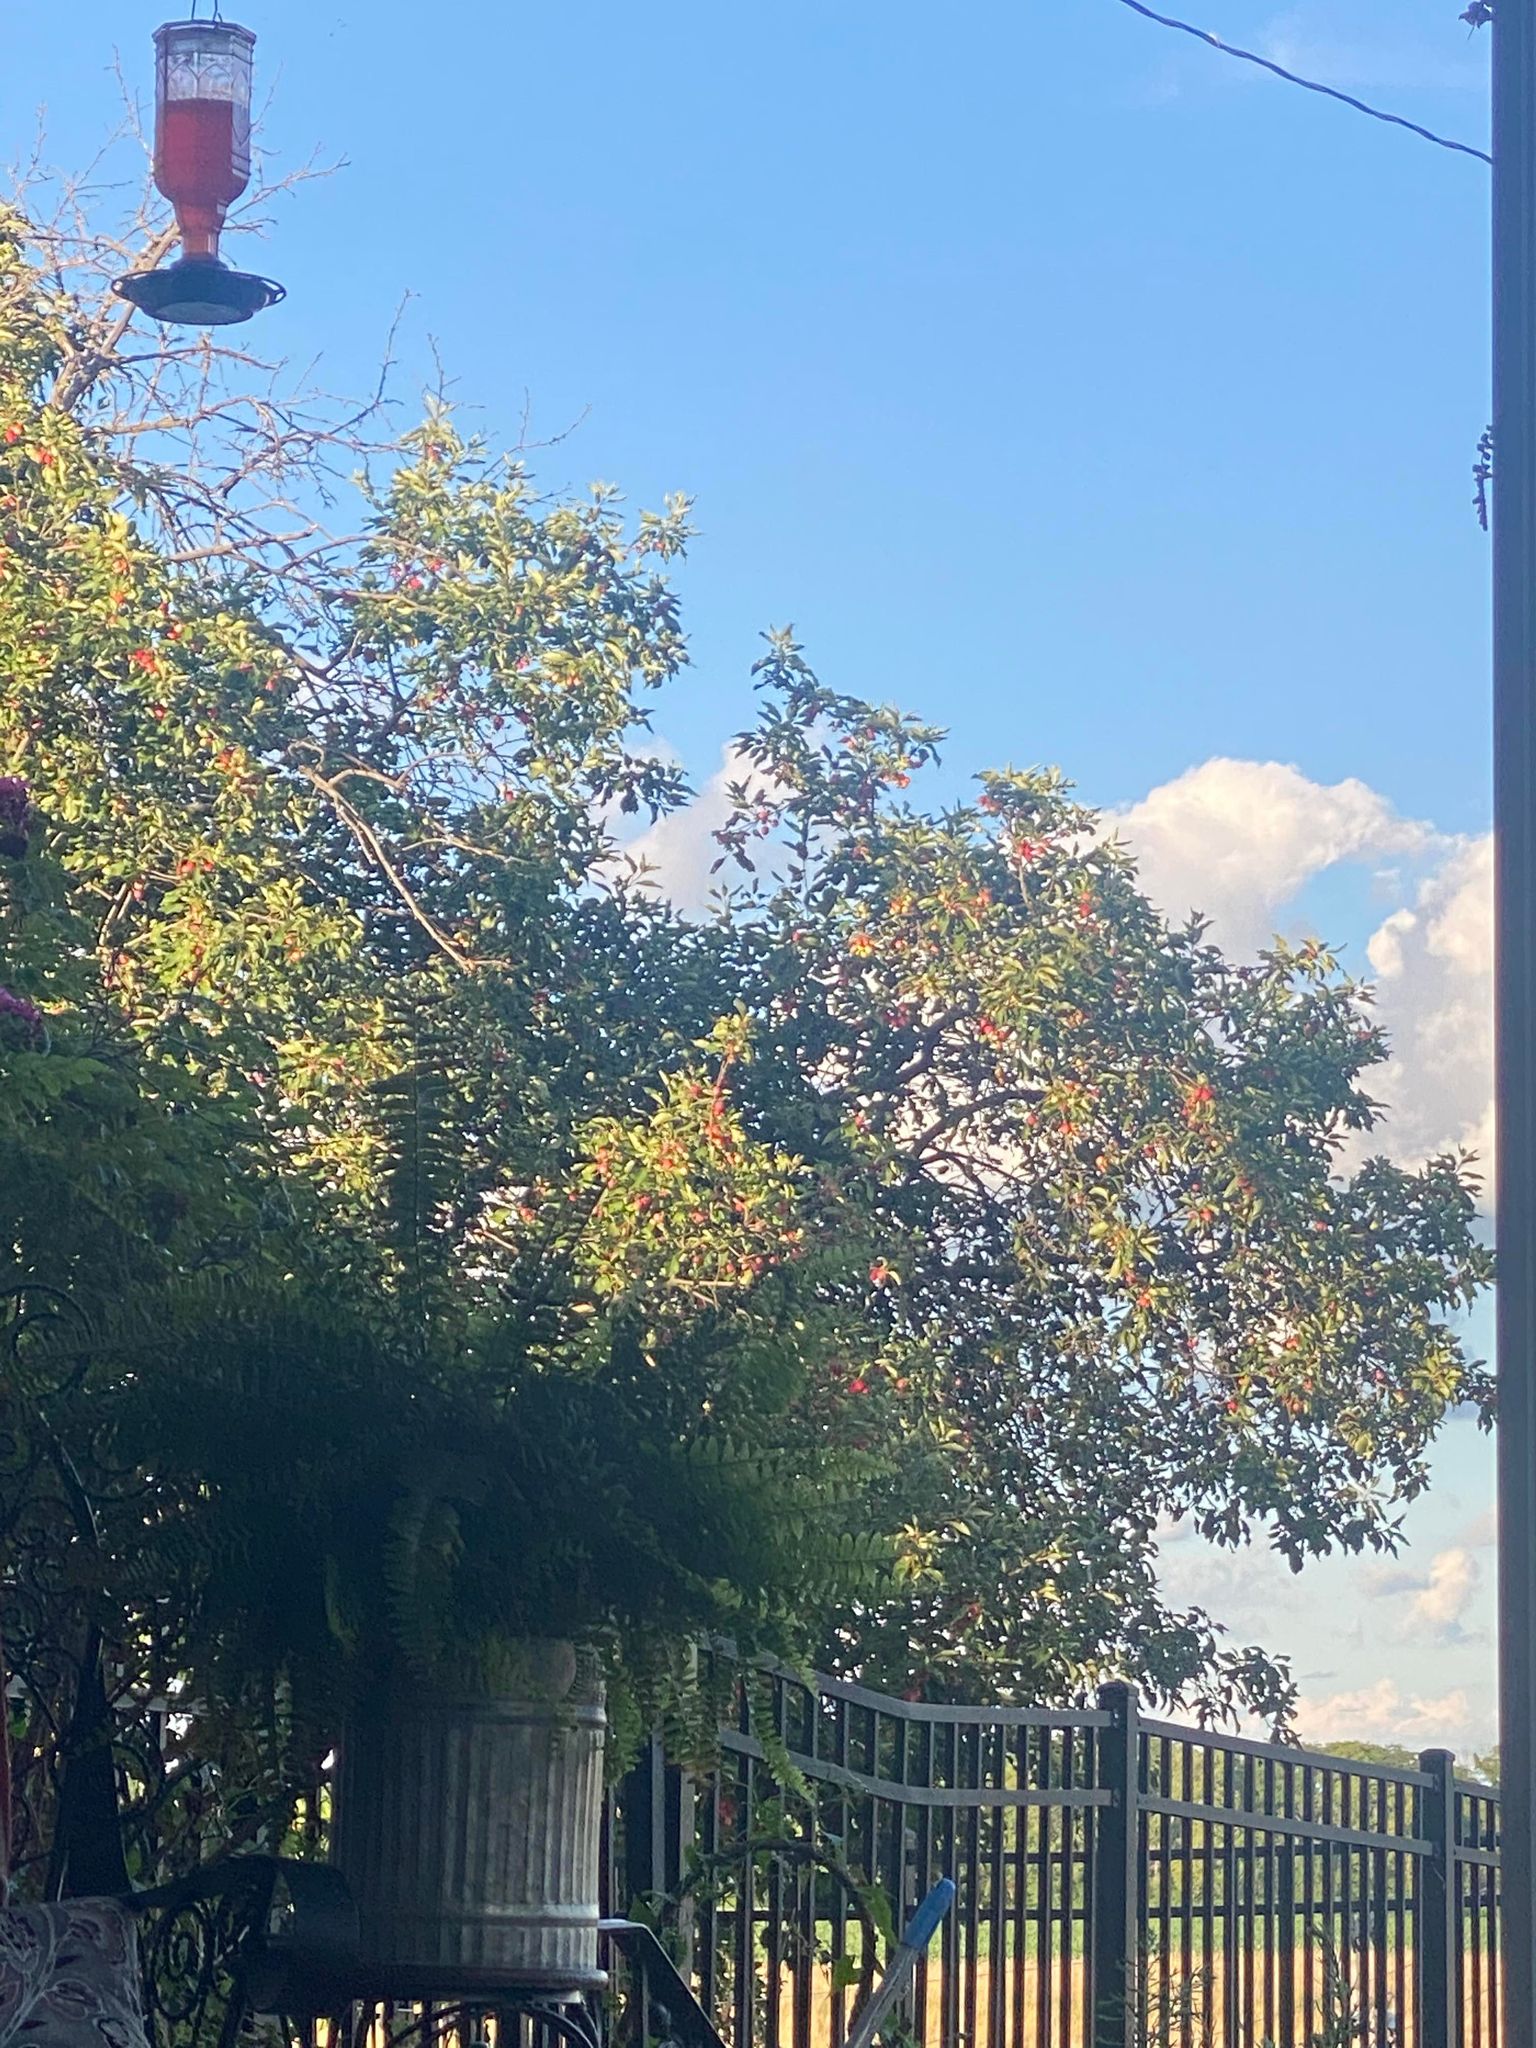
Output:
top-left (114, 17), bottom-right (284, 326)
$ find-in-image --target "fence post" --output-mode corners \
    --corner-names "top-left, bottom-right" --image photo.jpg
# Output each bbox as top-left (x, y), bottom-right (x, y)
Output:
top-left (618, 1735), bottom-right (698, 2048)
top-left (1418, 1747), bottom-right (1459, 2048)
top-left (1092, 1682), bottom-right (1140, 2048)
top-left (621, 1729), bottom-right (669, 1907)
top-left (622, 1734), bottom-right (696, 1900)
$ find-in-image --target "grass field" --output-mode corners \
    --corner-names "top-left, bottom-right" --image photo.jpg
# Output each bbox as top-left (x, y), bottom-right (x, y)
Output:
top-left (745, 1943), bottom-right (1501, 2048)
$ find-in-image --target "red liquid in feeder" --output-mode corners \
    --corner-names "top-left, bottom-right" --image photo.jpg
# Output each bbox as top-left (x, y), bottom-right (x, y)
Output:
top-left (156, 98), bottom-right (249, 257)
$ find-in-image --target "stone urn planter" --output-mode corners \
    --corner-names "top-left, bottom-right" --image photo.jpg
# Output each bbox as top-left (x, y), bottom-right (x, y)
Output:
top-left (330, 1640), bottom-right (607, 1993)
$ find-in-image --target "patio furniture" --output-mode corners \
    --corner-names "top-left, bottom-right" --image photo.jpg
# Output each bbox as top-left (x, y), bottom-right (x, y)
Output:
top-left (0, 1391), bottom-right (722, 2048)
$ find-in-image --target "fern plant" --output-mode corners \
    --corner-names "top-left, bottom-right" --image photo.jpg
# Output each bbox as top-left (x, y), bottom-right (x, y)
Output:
top-left (57, 1270), bottom-right (894, 1781)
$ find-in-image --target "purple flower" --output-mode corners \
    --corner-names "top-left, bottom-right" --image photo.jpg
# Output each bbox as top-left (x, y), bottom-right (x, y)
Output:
top-left (0, 987), bottom-right (43, 1039)
top-left (0, 776), bottom-right (31, 858)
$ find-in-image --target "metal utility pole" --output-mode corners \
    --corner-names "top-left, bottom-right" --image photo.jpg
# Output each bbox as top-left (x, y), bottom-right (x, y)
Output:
top-left (1496, 0), bottom-right (1536, 2037)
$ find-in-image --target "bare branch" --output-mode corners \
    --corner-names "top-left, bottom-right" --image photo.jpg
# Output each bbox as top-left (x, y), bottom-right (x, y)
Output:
top-left (293, 762), bottom-right (481, 974)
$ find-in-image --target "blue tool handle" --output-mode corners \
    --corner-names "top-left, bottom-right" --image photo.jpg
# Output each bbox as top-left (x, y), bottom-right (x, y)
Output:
top-left (842, 1877), bottom-right (956, 2048)
top-left (900, 1876), bottom-right (956, 1953)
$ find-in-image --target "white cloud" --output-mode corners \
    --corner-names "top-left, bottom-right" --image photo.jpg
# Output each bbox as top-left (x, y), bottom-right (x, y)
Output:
top-left (1365, 1545), bottom-right (1485, 1643)
top-left (1291, 1677), bottom-right (1479, 1751)
top-left (1367, 908), bottom-right (1416, 982)
top-left (617, 745), bottom-right (784, 912)
top-left (1113, 758), bottom-right (1491, 1185)
top-left (1409, 1546), bottom-right (1482, 1641)
top-left (1365, 836), bottom-right (1494, 1180)
top-left (1459, 1508), bottom-right (1497, 1550)
top-left (1110, 757), bottom-right (1432, 957)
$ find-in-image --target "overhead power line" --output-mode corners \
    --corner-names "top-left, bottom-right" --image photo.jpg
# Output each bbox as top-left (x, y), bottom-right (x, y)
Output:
top-left (1113, 0), bottom-right (1492, 166)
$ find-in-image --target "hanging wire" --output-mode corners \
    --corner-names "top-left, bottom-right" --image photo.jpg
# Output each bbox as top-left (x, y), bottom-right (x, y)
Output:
top-left (1112, 0), bottom-right (1492, 165)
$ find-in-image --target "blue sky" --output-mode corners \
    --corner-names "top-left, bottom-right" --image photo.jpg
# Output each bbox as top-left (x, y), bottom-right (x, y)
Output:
top-left (2, 0), bottom-right (1499, 1755)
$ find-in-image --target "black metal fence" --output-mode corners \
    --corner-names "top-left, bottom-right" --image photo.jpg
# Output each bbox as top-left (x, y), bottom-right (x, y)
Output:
top-left (613, 1665), bottom-right (1503, 2048)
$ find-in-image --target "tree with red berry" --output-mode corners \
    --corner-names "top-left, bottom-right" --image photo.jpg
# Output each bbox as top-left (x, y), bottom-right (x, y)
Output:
top-left (0, 184), bottom-right (1490, 1786)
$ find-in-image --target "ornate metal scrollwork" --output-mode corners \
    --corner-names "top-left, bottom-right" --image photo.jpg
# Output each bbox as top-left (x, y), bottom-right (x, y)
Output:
top-left (1, 1289), bottom-right (302, 2043)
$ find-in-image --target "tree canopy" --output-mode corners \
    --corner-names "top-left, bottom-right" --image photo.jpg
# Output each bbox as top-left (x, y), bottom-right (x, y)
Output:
top-left (0, 199), bottom-right (1492, 1769)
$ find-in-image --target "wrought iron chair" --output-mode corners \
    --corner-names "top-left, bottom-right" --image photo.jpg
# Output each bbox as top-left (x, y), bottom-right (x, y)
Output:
top-left (1, 1388), bottom-right (356, 2045)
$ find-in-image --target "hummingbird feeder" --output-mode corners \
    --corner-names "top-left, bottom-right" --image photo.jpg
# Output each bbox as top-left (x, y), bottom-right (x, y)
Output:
top-left (114, 16), bottom-right (284, 326)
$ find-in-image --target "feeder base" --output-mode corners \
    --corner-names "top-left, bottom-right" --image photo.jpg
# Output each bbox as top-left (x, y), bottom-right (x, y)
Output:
top-left (112, 258), bottom-right (284, 327)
